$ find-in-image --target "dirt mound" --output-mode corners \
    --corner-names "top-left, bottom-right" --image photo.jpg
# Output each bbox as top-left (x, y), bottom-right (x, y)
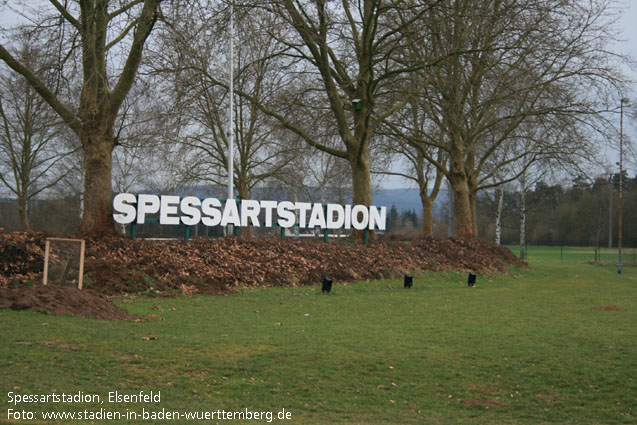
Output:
top-left (1, 231), bottom-right (526, 297)
top-left (0, 284), bottom-right (134, 320)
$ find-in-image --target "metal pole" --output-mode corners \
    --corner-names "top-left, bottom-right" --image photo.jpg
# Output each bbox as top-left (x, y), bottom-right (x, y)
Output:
top-left (228, 5), bottom-right (234, 199)
top-left (618, 98), bottom-right (627, 274)
top-left (228, 4), bottom-right (234, 202)
top-left (226, 4), bottom-right (235, 237)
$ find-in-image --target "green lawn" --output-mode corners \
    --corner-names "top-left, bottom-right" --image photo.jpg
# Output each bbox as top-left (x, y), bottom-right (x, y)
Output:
top-left (1, 253), bottom-right (636, 424)
top-left (511, 244), bottom-right (637, 264)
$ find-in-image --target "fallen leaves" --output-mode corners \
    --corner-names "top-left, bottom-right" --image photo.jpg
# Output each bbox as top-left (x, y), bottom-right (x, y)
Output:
top-left (1, 232), bottom-right (525, 297)
top-left (0, 231), bottom-right (47, 285)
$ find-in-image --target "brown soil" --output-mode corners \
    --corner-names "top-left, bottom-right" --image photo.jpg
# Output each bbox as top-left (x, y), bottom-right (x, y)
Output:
top-left (594, 305), bottom-right (621, 311)
top-left (1, 231), bottom-right (526, 320)
top-left (0, 284), bottom-right (134, 320)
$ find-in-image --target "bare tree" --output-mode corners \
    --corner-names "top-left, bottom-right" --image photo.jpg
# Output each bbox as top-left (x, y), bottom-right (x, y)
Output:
top-left (397, 0), bottom-right (629, 237)
top-left (0, 0), bottom-right (162, 235)
top-left (107, 65), bottom-right (184, 194)
top-left (378, 92), bottom-right (449, 236)
top-left (284, 133), bottom-right (353, 206)
top-left (160, 4), bottom-right (298, 203)
top-left (0, 32), bottom-right (77, 229)
top-left (194, 1), bottom-right (440, 239)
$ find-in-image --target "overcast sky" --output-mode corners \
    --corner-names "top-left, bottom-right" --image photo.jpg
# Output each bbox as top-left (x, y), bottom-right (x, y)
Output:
top-left (608, 0), bottom-right (637, 177)
top-left (619, 0), bottom-right (637, 59)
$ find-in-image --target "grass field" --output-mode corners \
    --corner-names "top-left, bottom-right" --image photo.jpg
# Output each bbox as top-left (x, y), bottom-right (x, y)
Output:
top-left (512, 244), bottom-right (637, 264)
top-left (1, 249), bottom-right (636, 424)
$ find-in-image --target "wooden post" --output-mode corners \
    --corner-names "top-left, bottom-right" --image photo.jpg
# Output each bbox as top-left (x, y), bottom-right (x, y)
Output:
top-left (78, 240), bottom-right (85, 290)
top-left (42, 238), bottom-right (85, 290)
top-left (42, 240), bottom-right (51, 285)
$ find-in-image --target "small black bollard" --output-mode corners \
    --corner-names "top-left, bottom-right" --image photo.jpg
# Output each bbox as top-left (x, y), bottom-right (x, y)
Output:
top-left (322, 276), bottom-right (333, 294)
top-left (468, 272), bottom-right (476, 287)
top-left (404, 274), bottom-right (413, 288)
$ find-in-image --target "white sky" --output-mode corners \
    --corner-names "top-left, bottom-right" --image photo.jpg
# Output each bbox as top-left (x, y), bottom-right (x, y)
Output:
top-left (618, 0), bottom-right (637, 59)
top-left (610, 0), bottom-right (637, 177)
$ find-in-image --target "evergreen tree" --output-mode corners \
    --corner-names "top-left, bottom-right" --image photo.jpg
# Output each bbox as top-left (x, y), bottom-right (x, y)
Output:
top-left (387, 204), bottom-right (399, 233)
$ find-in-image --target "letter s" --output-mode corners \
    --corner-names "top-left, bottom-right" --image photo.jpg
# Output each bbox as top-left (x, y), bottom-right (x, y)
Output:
top-left (277, 201), bottom-right (296, 228)
top-left (113, 193), bottom-right (137, 224)
top-left (201, 198), bottom-right (222, 226)
top-left (180, 196), bottom-right (201, 226)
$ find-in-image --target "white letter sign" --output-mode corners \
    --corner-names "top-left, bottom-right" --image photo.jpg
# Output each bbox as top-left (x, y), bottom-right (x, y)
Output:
top-left (113, 194), bottom-right (386, 231)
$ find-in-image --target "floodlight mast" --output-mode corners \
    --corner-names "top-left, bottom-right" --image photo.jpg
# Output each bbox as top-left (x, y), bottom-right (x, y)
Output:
top-left (618, 97), bottom-right (629, 274)
top-left (225, 2), bottom-right (235, 237)
top-left (228, 3), bottom-right (234, 202)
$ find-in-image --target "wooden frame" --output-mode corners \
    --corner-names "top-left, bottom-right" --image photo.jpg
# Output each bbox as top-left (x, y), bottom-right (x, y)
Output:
top-left (42, 238), bottom-right (86, 290)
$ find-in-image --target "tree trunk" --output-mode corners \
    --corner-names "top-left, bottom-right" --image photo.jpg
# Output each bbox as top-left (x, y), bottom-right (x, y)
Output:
top-left (18, 195), bottom-right (29, 230)
top-left (495, 185), bottom-right (504, 244)
top-left (469, 188), bottom-right (478, 236)
top-left (350, 149), bottom-right (374, 240)
top-left (466, 158), bottom-right (479, 236)
top-left (519, 172), bottom-right (527, 260)
top-left (80, 134), bottom-right (115, 236)
top-left (448, 152), bottom-right (474, 237)
top-left (238, 183), bottom-right (252, 239)
top-left (449, 176), bottom-right (473, 237)
top-left (421, 195), bottom-right (434, 236)
top-left (415, 151), bottom-right (443, 237)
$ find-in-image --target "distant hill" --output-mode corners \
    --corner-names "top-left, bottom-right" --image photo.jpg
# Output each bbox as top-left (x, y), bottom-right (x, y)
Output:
top-left (116, 185), bottom-right (450, 219)
top-left (372, 188), bottom-right (448, 217)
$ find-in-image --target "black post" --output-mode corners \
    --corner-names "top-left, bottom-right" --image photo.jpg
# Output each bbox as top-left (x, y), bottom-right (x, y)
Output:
top-left (322, 276), bottom-right (333, 294)
top-left (404, 274), bottom-right (413, 288)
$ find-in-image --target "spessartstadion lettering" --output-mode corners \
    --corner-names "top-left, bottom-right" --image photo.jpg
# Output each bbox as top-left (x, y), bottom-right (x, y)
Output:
top-left (113, 194), bottom-right (386, 231)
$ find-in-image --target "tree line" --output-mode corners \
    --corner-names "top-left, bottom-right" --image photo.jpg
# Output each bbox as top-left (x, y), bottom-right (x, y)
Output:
top-left (477, 173), bottom-right (637, 251)
top-left (0, 0), bottom-right (633, 239)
